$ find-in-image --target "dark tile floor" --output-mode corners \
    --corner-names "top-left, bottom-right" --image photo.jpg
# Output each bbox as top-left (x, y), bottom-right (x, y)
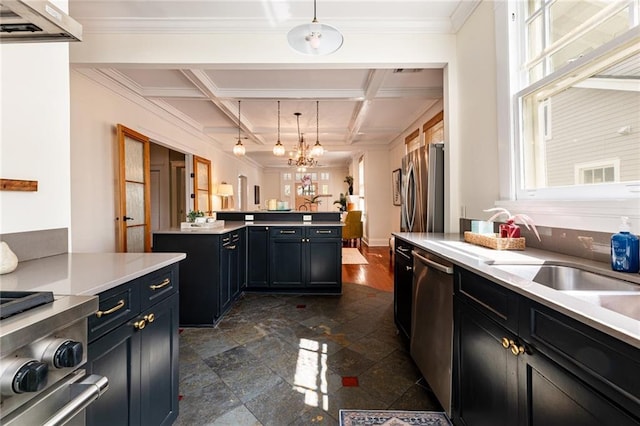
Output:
top-left (175, 283), bottom-right (442, 425)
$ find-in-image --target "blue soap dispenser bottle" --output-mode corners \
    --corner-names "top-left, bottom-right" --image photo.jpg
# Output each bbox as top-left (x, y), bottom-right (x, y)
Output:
top-left (611, 216), bottom-right (639, 273)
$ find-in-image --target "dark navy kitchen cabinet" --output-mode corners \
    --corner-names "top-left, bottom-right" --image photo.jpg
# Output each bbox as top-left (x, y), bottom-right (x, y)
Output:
top-left (153, 230), bottom-right (244, 326)
top-left (247, 226), bottom-right (270, 288)
top-left (393, 237), bottom-right (414, 341)
top-left (451, 266), bottom-right (640, 426)
top-left (269, 226), bottom-right (341, 291)
top-left (86, 264), bottom-right (180, 426)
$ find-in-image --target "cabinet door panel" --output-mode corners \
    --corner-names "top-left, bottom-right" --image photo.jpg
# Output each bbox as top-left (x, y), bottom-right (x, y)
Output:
top-left (520, 350), bottom-right (639, 426)
top-left (270, 239), bottom-right (304, 287)
top-left (453, 300), bottom-right (518, 426)
top-left (86, 324), bottom-right (141, 426)
top-left (307, 238), bottom-right (341, 287)
top-left (140, 293), bottom-right (179, 426)
top-left (247, 227), bottom-right (269, 288)
top-left (394, 243), bottom-right (413, 341)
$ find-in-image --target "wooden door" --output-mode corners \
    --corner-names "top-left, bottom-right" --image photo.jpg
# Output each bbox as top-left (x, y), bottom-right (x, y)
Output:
top-left (193, 155), bottom-right (212, 214)
top-left (117, 124), bottom-right (151, 252)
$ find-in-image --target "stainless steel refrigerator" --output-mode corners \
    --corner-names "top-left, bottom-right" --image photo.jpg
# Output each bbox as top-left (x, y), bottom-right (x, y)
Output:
top-left (400, 143), bottom-right (444, 233)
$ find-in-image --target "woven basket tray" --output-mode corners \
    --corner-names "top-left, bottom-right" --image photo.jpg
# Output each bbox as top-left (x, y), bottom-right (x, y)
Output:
top-left (464, 231), bottom-right (526, 251)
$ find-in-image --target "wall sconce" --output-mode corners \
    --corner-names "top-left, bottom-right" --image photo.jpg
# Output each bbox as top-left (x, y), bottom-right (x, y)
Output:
top-left (218, 183), bottom-right (234, 210)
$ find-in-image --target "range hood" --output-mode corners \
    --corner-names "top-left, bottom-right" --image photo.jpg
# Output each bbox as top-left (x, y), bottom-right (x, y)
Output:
top-left (0, 0), bottom-right (82, 43)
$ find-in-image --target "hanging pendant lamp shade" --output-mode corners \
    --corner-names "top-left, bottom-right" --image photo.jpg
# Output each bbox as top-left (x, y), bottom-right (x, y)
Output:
top-left (233, 100), bottom-right (245, 156)
top-left (288, 0), bottom-right (343, 56)
top-left (273, 100), bottom-right (285, 156)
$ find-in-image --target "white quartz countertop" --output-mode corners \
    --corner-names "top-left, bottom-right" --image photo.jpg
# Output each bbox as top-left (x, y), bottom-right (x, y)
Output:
top-left (0, 252), bottom-right (185, 296)
top-left (393, 232), bottom-right (640, 348)
top-left (155, 221), bottom-right (343, 234)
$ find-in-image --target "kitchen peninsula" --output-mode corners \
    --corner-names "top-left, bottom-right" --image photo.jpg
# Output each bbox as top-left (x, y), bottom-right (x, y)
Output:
top-left (153, 211), bottom-right (343, 327)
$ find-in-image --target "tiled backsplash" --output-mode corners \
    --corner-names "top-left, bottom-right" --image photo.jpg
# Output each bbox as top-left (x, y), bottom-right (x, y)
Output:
top-left (460, 219), bottom-right (619, 264)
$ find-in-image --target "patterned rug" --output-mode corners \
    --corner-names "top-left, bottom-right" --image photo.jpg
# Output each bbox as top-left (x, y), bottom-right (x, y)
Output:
top-left (339, 410), bottom-right (452, 426)
top-left (342, 248), bottom-right (368, 264)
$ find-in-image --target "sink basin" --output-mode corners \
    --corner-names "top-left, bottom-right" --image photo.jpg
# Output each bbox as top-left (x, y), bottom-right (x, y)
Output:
top-left (492, 264), bottom-right (640, 292)
top-left (564, 292), bottom-right (640, 321)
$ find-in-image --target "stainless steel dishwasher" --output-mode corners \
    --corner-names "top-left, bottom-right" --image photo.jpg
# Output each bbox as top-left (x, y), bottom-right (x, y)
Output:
top-left (410, 249), bottom-right (454, 416)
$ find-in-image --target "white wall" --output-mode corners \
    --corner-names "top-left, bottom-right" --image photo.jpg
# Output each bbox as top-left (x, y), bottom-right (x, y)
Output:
top-left (455, 1), bottom-right (500, 221)
top-left (70, 71), bottom-right (263, 252)
top-left (364, 150), bottom-right (393, 246)
top-left (0, 43), bottom-right (71, 236)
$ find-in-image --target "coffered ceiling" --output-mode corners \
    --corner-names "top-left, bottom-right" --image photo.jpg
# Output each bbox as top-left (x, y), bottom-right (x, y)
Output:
top-left (69, 1), bottom-right (479, 168)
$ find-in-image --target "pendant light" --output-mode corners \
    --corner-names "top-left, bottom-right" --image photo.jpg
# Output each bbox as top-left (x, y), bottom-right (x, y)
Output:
top-left (233, 100), bottom-right (245, 156)
top-left (273, 100), bottom-right (285, 156)
top-left (287, 0), bottom-right (343, 56)
top-left (311, 100), bottom-right (324, 157)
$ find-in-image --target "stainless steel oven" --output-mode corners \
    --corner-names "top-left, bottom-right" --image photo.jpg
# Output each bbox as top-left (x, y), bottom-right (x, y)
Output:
top-left (0, 291), bottom-right (108, 425)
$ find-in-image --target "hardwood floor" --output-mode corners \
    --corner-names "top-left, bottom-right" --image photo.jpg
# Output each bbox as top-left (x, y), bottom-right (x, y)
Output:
top-left (342, 244), bottom-right (394, 292)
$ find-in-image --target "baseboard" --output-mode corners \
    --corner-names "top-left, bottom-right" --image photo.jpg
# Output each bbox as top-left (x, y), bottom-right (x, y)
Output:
top-left (366, 237), bottom-right (390, 247)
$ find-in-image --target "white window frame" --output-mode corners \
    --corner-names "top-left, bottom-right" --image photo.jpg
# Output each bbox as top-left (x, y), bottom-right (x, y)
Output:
top-left (575, 159), bottom-right (620, 185)
top-left (494, 1), bottom-right (640, 232)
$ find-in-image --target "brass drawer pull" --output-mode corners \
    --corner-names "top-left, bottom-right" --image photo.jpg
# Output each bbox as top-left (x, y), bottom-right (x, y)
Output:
top-left (226, 245), bottom-right (237, 250)
top-left (501, 337), bottom-right (510, 349)
top-left (316, 230), bottom-right (332, 234)
top-left (280, 230), bottom-right (296, 234)
top-left (133, 320), bottom-right (146, 330)
top-left (96, 299), bottom-right (125, 318)
top-left (150, 278), bottom-right (170, 290)
top-left (144, 313), bottom-right (155, 323)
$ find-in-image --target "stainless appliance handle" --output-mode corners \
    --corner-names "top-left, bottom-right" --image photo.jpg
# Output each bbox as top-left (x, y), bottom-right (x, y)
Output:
top-left (41, 375), bottom-right (109, 426)
top-left (403, 162), bottom-right (416, 231)
top-left (412, 251), bottom-right (453, 274)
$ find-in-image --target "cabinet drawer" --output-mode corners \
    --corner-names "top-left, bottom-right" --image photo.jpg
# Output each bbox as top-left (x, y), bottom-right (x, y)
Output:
top-left (89, 283), bottom-right (140, 342)
top-left (270, 227), bottom-right (303, 239)
top-left (140, 265), bottom-right (178, 311)
top-left (454, 267), bottom-right (519, 334)
top-left (308, 227), bottom-right (340, 238)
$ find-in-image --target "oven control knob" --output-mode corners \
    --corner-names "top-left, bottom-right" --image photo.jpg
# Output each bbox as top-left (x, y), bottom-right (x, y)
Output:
top-left (53, 340), bottom-right (83, 368)
top-left (33, 338), bottom-right (84, 369)
top-left (0, 359), bottom-right (48, 395)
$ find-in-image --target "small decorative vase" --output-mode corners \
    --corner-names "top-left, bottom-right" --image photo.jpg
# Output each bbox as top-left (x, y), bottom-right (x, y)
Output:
top-left (499, 221), bottom-right (521, 238)
top-left (0, 241), bottom-right (19, 274)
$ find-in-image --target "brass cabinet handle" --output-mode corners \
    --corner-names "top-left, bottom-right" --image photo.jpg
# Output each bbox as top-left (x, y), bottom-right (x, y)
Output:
top-left (316, 230), bottom-right (332, 234)
top-left (510, 342), bottom-right (525, 356)
top-left (280, 230), bottom-right (296, 234)
top-left (405, 266), bottom-right (412, 272)
top-left (133, 320), bottom-right (146, 330)
top-left (501, 337), bottom-right (511, 349)
top-left (149, 278), bottom-right (170, 290)
top-left (96, 299), bottom-right (125, 318)
top-left (144, 313), bottom-right (155, 323)
top-left (226, 245), bottom-right (237, 250)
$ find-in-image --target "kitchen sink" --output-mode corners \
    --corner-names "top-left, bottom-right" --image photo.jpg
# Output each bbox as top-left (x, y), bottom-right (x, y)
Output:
top-left (491, 264), bottom-right (640, 292)
top-left (490, 263), bottom-right (640, 321)
top-left (563, 292), bottom-right (640, 321)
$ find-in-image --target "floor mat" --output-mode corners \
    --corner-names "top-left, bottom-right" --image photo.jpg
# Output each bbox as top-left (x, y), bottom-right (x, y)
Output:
top-left (339, 409), bottom-right (452, 426)
top-left (342, 248), bottom-right (368, 264)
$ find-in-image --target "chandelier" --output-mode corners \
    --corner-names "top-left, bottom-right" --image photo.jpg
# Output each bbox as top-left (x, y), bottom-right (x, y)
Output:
top-left (287, 102), bottom-right (324, 172)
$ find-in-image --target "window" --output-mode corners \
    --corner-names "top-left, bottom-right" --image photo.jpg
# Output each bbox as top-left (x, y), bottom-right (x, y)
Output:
top-left (514, 0), bottom-right (639, 200)
top-left (575, 159), bottom-right (619, 184)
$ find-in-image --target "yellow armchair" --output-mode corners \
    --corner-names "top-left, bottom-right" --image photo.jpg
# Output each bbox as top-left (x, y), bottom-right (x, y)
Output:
top-left (342, 210), bottom-right (363, 247)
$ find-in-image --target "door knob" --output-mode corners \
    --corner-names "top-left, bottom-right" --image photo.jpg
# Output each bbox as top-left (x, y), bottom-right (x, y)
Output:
top-left (123, 216), bottom-right (134, 221)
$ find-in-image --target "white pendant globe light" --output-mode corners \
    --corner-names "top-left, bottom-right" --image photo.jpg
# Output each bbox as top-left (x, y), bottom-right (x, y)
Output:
top-left (287, 0), bottom-right (343, 56)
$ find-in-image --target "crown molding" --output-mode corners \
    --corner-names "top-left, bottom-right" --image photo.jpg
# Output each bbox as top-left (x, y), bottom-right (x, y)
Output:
top-left (450, 0), bottom-right (482, 33)
top-left (80, 17), bottom-right (455, 35)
